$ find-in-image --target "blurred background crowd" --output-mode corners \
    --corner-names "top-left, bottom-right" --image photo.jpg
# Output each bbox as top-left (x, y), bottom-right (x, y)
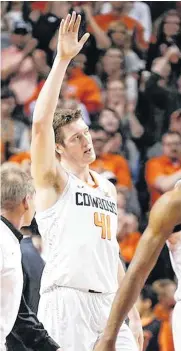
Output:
top-left (1, 1), bottom-right (181, 350)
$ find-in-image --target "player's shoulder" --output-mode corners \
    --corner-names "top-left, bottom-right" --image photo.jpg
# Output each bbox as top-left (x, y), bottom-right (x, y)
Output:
top-left (150, 187), bottom-right (181, 229)
top-left (106, 179), bottom-right (117, 199)
top-left (92, 171), bottom-right (117, 201)
top-left (152, 187), bottom-right (180, 211)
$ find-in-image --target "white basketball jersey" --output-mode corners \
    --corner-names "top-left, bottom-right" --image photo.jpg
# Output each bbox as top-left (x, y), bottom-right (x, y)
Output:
top-left (36, 172), bottom-right (119, 294)
top-left (167, 236), bottom-right (181, 301)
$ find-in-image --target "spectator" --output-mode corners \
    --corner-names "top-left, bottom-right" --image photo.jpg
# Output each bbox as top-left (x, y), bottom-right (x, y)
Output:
top-left (1, 91), bottom-right (16, 151)
top-left (99, 52), bottom-right (139, 115)
top-left (99, 48), bottom-right (125, 87)
top-left (98, 107), bottom-right (140, 182)
top-left (145, 131), bottom-right (181, 207)
top-left (90, 124), bottom-right (132, 189)
top-left (117, 210), bottom-right (141, 265)
top-left (128, 1), bottom-right (152, 42)
top-left (147, 9), bottom-right (181, 71)
top-left (153, 279), bottom-right (176, 351)
top-left (30, 1), bottom-right (70, 65)
top-left (142, 46), bottom-right (181, 143)
top-left (3, 1), bottom-right (31, 32)
top-left (1, 21), bottom-right (39, 104)
top-left (104, 82), bottom-right (143, 139)
top-left (87, 1), bottom-right (148, 52)
top-left (24, 49), bottom-right (50, 116)
top-left (1, 89), bottom-right (31, 158)
top-left (147, 108), bottom-right (181, 158)
top-left (137, 285), bottom-right (161, 351)
top-left (64, 53), bottom-right (102, 114)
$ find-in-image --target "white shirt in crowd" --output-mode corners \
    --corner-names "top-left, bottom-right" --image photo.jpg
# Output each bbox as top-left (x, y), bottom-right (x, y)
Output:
top-left (0, 219), bottom-right (23, 351)
top-left (129, 1), bottom-right (152, 42)
top-left (101, 1), bottom-right (152, 42)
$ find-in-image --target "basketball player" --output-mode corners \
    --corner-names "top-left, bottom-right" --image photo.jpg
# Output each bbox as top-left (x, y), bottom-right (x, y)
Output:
top-left (94, 180), bottom-right (181, 351)
top-left (31, 12), bottom-right (142, 351)
top-left (167, 225), bottom-right (181, 351)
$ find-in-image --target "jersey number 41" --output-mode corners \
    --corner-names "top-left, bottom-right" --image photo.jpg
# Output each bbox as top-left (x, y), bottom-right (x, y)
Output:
top-left (94, 212), bottom-right (111, 240)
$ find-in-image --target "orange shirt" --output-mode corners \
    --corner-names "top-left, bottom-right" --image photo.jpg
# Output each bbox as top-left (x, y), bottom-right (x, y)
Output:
top-left (31, 1), bottom-right (48, 12)
top-left (1, 142), bottom-right (5, 164)
top-left (8, 152), bottom-right (31, 164)
top-left (88, 14), bottom-right (148, 50)
top-left (119, 231), bottom-right (141, 263)
top-left (91, 153), bottom-right (132, 189)
top-left (66, 68), bottom-right (102, 113)
top-left (154, 304), bottom-right (174, 351)
top-left (145, 155), bottom-right (181, 207)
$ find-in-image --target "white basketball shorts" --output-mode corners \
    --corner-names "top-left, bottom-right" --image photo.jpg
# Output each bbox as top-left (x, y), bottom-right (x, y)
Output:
top-left (38, 286), bottom-right (138, 351)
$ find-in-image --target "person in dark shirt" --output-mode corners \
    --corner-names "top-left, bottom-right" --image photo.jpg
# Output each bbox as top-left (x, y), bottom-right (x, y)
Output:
top-left (21, 222), bottom-right (45, 314)
top-left (137, 285), bottom-right (161, 351)
top-left (6, 220), bottom-right (45, 351)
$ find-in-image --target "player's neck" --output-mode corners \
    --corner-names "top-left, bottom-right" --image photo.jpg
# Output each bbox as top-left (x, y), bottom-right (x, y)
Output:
top-left (61, 160), bottom-right (91, 183)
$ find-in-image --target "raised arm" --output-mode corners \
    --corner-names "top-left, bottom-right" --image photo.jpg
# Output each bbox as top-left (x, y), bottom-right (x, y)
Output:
top-left (31, 12), bottom-right (89, 188)
top-left (94, 185), bottom-right (181, 351)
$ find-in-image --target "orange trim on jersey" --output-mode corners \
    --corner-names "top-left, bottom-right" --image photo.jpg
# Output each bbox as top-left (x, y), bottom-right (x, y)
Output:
top-left (86, 171), bottom-right (99, 189)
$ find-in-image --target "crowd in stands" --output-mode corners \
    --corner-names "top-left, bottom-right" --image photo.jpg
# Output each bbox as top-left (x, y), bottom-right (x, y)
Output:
top-left (1, 2), bottom-right (181, 350)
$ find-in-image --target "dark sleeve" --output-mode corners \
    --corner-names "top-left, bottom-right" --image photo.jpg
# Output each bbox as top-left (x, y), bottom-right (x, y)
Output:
top-left (11, 294), bottom-right (60, 351)
top-left (144, 72), bottom-right (170, 109)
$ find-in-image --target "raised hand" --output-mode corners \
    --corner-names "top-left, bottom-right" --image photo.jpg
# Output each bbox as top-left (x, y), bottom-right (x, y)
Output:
top-left (57, 11), bottom-right (90, 61)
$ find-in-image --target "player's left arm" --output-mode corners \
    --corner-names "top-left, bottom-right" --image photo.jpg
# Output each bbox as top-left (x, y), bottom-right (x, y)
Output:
top-left (94, 185), bottom-right (181, 350)
top-left (109, 179), bottom-right (143, 349)
top-left (117, 261), bottom-right (143, 351)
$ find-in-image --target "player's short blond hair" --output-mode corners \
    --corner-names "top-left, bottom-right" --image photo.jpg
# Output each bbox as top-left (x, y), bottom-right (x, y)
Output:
top-left (1, 165), bottom-right (34, 210)
top-left (53, 109), bottom-right (82, 146)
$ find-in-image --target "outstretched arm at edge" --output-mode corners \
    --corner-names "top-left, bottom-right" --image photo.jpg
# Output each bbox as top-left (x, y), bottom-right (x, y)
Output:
top-left (94, 184), bottom-right (181, 350)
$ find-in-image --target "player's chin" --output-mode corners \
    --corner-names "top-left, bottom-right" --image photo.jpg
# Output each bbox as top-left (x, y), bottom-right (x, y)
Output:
top-left (84, 150), bottom-right (96, 163)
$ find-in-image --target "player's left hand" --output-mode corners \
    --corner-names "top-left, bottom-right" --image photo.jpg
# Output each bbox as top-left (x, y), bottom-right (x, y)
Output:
top-left (57, 11), bottom-right (90, 61)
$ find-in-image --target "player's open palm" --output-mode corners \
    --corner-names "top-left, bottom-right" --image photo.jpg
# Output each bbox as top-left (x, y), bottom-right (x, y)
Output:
top-left (57, 11), bottom-right (90, 61)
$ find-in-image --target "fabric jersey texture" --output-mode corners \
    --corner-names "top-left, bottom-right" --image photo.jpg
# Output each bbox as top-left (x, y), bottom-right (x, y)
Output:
top-left (167, 237), bottom-right (181, 302)
top-left (36, 172), bottom-right (138, 350)
top-left (38, 286), bottom-right (138, 351)
top-left (36, 172), bottom-right (119, 294)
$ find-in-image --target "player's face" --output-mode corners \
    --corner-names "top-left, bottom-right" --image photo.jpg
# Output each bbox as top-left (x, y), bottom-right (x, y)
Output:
top-left (62, 119), bottom-right (96, 166)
